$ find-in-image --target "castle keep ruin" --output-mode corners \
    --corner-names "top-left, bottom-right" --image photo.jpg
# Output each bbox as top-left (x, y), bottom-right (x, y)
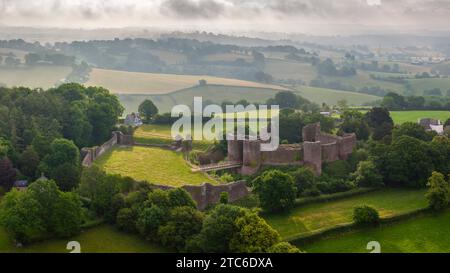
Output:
top-left (228, 122), bottom-right (357, 175)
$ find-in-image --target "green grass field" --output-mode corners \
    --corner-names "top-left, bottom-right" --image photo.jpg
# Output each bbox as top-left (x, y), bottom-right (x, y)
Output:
top-left (134, 124), bottom-right (213, 151)
top-left (86, 68), bottom-right (287, 94)
top-left (390, 111), bottom-right (450, 124)
top-left (95, 146), bottom-right (215, 186)
top-left (406, 78), bottom-right (450, 95)
top-left (263, 188), bottom-right (427, 240)
top-left (301, 210), bottom-right (450, 253)
top-left (118, 84), bottom-right (380, 114)
top-left (296, 86), bottom-right (380, 106)
top-left (0, 225), bottom-right (169, 253)
top-left (0, 65), bottom-right (72, 89)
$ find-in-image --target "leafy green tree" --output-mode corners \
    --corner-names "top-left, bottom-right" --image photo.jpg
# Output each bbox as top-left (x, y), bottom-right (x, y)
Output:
top-left (0, 157), bottom-right (17, 191)
top-left (52, 192), bottom-right (83, 237)
top-left (0, 179), bottom-right (83, 243)
top-left (291, 167), bottom-right (316, 196)
top-left (253, 170), bottom-right (297, 212)
top-left (86, 86), bottom-right (124, 145)
top-left (0, 189), bottom-right (46, 243)
top-left (195, 204), bottom-right (246, 253)
top-left (384, 136), bottom-right (433, 188)
top-left (339, 110), bottom-right (370, 140)
top-left (137, 205), bottom-right (168, 240)
top-left (116, 208), bottom-right (137, 233)
top-left (168, 188), bottom-right (197, 209)
top-left (393, 122), bottom-right (432, 141)
top-left (18, 146), bottom-right (40, 179)
top-left (158, 206), bottom-right (204, 250)
top-left (268, 242), bottom-right (302, 253)
top-left (41, 138), bottom-right (80, 172)
top-left (50, 163), bottom-right (81, 191)
top-left (273, 91), bottom-right (298, 109)
top-left (365, 107), bottom-right (394, 141)
top-left (78, 166), bottom-right (121, 216)
top-left (138, 99), bottom-right (158, 123)
top-left (353, 205), bottom-right (379, 226)
top-left (429, 136), bottom-right (450, 175)
top-left (425, 172), bottom-right (449, 211)
top-left (352, 160), bottom-right (384, 188)
top-left (229, 210), bottom-right (280, 253)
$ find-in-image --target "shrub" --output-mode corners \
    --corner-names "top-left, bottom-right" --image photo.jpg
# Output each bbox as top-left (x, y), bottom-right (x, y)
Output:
top-left (316, 176), bottom-right (355, 194)
top-left (268, 242), bottom-right (302, 253)
top-left (220, 192), bottom-right (229, 204)
top-left (353, 205), bottom-right (380, 226)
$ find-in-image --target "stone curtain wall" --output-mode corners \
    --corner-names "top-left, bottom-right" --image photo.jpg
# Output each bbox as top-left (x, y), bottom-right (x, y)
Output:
top-left (81, 131), bottom-right (249, 210)
top-left (81, 131), bottom-right (132, 167)
top-left (153, 181), bottom-right (249, 210)
top-left (227, 122), bottom-right (357, 175)
top-left (182, 181), bottom-right (249, 210)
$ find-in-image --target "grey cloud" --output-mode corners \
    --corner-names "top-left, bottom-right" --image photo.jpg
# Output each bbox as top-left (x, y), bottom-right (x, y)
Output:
top-left (161, 0), bottom-right (226, 19)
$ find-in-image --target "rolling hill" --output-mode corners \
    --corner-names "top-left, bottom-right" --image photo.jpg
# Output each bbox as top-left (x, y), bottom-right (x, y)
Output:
top-left (86, 68), bottom-right (288, 94)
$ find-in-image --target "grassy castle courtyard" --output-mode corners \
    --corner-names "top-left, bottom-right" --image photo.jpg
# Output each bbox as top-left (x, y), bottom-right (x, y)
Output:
top-left (94, 146), bottom-right (216, 187)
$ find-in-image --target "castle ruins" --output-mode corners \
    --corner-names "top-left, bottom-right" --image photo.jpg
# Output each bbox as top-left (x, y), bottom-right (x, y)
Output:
top-left (227, 122), bottom-right (357, 175)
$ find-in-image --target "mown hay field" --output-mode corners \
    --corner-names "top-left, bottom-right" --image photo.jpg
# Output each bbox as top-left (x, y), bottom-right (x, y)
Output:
top-left (86, 68), bottom-right (288, 94)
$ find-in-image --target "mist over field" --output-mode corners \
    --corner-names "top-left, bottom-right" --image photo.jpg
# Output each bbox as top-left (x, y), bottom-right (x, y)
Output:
top-left (0, 0), bottom-right (449, 257)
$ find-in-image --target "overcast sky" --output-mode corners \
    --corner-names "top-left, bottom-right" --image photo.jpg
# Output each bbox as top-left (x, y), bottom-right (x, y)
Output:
top-left (1, 0), bottom-right (450, 35)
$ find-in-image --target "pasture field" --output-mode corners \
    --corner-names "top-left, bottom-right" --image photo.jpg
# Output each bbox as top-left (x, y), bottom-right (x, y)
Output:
top-left (264, 59), bottom-right (318, 82)
top-left (118, 84), bottom-right (380, 114)
top-left (86, 68), bottom-right (287, 94)
top-left (0, 225), bottom-right (169, 253)
top-left (390, 111), bottom-right (450, 124)
top-left (406, 77), bottom-right (450, 95)
top-left (95, 146), bottom-right (216, 186)
top-left (117, 85), bottom-right (282, 113)
top-left (134, 124), bottom-right (213, 151)
top-left (301, 210), bottom-right (450, 253)
top-left (0, 65), bottom-right (71, 89)
top-left (263, 188), bottom-right (427, 240)
top-left (202, 52), bottom-right (253, 62)
top-left (148, 49), bottom-right (187, 65)
top-left (326, 71), bottom-right (406, 93)
top-left (296, 86), bottom-right (380, 106)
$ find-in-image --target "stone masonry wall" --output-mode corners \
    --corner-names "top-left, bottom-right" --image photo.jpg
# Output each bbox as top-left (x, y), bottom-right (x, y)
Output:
top-left (321, 142), bottom-right (339, 163)
top-left (338, 134), bottom-right (357, 160)
top-left (303, 141), bottom-right (322, 175)
top-left (153, 181), bottom-right (249, 210)
top-left (242, 140), bottom-right (262, 175)
top-left (81, 131), bottom-right (134, 167)
top-left (261, 144), bottom-right (303, 164)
